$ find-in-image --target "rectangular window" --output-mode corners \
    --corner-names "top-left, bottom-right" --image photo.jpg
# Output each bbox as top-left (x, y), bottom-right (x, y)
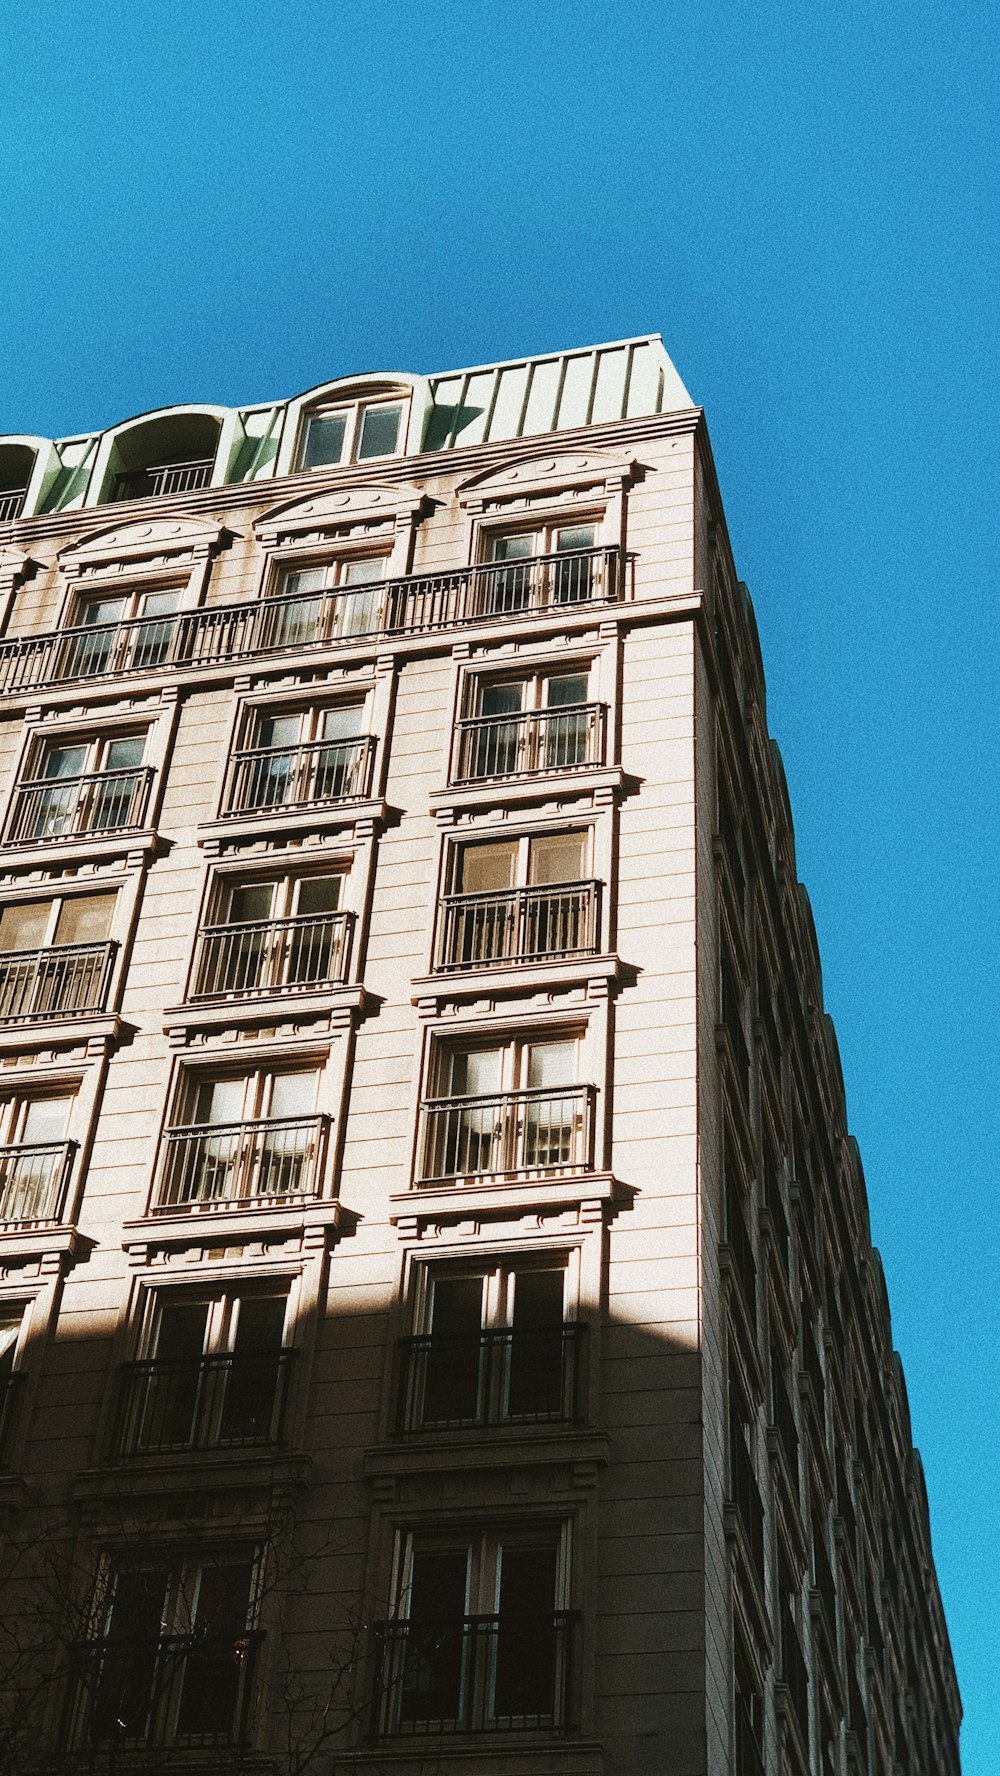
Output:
top-left (421, 1032), bottom-right (591, 1182)
top-left (0, 1304), bottom-right (27, 1462)
top-left (480, 520), bottom-right (601, 612)
top-left (57, 587), bottom-right (182, 679)
top-left (115, 1287), bottom-right (292, 1455)
top-left (300, 398), bottom-right (406, 471)
top-left (0, 1089), bottom-right (76, 1225)
top-left (377, 1525), bottom-right (573, 1735)
top-left (400, 1255), bottom-right (583, 1432)
top-left (456, 667), bottom-right (601, 782)
top-left (155, 1066), bottom-right (327, 1212)
top-left (0, 892), bottom-right (117, 1023)
top-left (73, 1552), bottom-right (261, 1750)
top-left (11, 732), bottom-right (150, 843)
top-left (265, 554), bottom-right (389, 646)
top-left (193, 869), bottom-right (351, 999)
top-left (226, 701), bottom-right (372, 816)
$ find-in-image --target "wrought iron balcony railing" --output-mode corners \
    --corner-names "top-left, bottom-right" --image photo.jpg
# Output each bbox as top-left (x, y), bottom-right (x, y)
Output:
top-left (0, 489), bottom-right (27, 523)
top-left (372, 1611), bottom-right (578, 1737)
top-left (111, 1349), bottom-right (296, 1455)
top-left (435, 881), bottom-right (599, 972)
top-left (221, 736), bottom-right (375, 817)
top-left (0, 1372), bottom-right (25, 1467)
top-left (151, 1113), bottom-right (330, 1214)
top-left (110, 458), bottom-right (214, 502)
top-left (0, 1140), bottom-right (76, 1225)
top-left (397, 1324), bottom-right (587, 1433)
top-left (64, 1630), bottom-right (263, 1750)
top-left (190, 910), bottom-right (354, 1000)
top-left (5, 767), bottom-right (153, 845)
top-left (452, 703), bottom-right (606, 784)
top-left (0, 547), bottom-right (626, 696)
top-left (418, 1085), bottom-right (595, 1184)
top-left (0, 941), bottom-right (117, 1024)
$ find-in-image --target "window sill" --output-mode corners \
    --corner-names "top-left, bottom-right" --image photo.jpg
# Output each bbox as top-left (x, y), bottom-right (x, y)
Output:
top-left (162, 981), bottom-right (368, 1037)
top-left (412, 951), bottom-right (628, 1007)
top-left (430, 766), bottom-right (631, 817)
top-left (0, 1013), bottom-right (133, 1058)
top-left (122, 1195), bottom-right (351, 1255)
top-left (198, 797), bottom-right (389, 853)
top-left (390, 1171), bottom-right (632, 1226)
top-left (364, 1429), bottom-right (609, 1481)
top-left (0, 828), bottom-right (160, 870)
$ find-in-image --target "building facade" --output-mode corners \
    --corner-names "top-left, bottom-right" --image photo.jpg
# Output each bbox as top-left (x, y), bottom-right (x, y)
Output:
top-left (0, 337), bottom-right (960, 1775)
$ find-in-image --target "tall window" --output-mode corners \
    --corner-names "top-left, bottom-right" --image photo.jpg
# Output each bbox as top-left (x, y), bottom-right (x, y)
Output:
top-left (193, 870), bottom-right (349, 998)
top-left (155, 1067), bottom-right (325, 1212)
top-left (58, 588), bottom-right (182, 678)
top-left (458, 669), bottom-right (599, 781)
top-left (439, 829), bottom-right (595, 969)
top-left (225, 703), bottom-right (370, 815)
top-left (300, 399), bottom-right (405, 469)
top-left (71, 1552), bottom-right (261, 1750)
top-left (0, 892), bottom-right (117, 1021)
top-left (482, 521), bottom-right (598, 611)
top-left (12, 733), bottom-right (149, 842)
top-left (0, 1090), bottom-right (76, 1223)
top-left (422, 1033), bottom-right (590, 1181)
top-left (265, 555), bottom-right (388, 645)
top-left (376, 1526), bottom-right (573, 1735)
top-left (401, 1256), bottom-right (582, 1431)
top-left (115, 1287), bottom-right (292, 1454)
top-left (0, 1304), bottom-right (26, 1462)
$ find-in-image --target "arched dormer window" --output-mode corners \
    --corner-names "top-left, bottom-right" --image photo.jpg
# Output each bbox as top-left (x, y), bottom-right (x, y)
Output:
top-left (97, 410), bottom-right (224, 506)
top-left (0, 445), bottom-right (37, 522)
top-left (293, 378), bottom-right (417, 474)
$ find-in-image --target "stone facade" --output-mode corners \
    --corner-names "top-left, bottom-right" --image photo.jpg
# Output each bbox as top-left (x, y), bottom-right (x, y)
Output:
top-left (0, 339), bottom-right (960, 1775)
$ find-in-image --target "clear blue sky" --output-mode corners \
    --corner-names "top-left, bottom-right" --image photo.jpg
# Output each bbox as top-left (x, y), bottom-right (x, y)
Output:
top-left (2, 0), bottom-right (996, 1761)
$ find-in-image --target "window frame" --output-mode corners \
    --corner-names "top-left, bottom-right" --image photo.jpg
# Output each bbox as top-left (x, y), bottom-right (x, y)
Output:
top-left (298, 395), bottom-right (409, 472)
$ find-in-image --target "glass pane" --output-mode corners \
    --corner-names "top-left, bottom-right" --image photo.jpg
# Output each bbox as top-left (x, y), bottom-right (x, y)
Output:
top-left (232, 1295), bottom-right (286, 1355)
top-left (527, 1041), bottom-right (576, 1088)
top-left (303, 413), bottom-right (347, 469)
top-left (448, 1049), bottom-right (501, 1096)
top-left (295, 875), bottom-right (342, 915)
top-left (0, 901), bottom-right (51, 951)
top-left (494, 1543), bottom-right (558, 1717)
top-left (197, 1078), bottom-right (247, 1125)
top-left (255, 714), bottom-right (301, 749)
top-left (528, 833), bottom-right (586, 885)
top-left (544, 673), bottom-right (588, 707)
top-left (138, 589), bottom-right (181, 617)
top-left (178, 1561), bottom-right (254, 1738)
top-left (511, 1268), bottom-right (564, 1330)
top-left (491, 533), bottom-right (536, 561)
top-left (555, 525), bottom-right (595, 553)
top-left (20, 1095), bottom-right (73, 1141)
top-left (281, 566), bottom-right (327, 598)
top-left (480, 680), bottom-right (524, 716)
top-left (422, 1275), bottom-right (485, 1424)
top-left (458, 841), bottom-right (518, 893)
top-left (343, 556), bottom-right (387, 585)
top-left (320, 703), bottom-right (364, 740)
top-left (0, 1316), bottom-right (20, 1371)
top-left (357, 404), bottom-right (402, 459)
top-left (41, 745), bottom-right (86, 780)
top-left (81, 597), bottom-right (126, 625)
top-left (226, 884), bottom-right (274, 923)
top-left (53, 892), bottom-right (116, 944)
top-left (400, 1549), bottom-right (468, 1724)
top-left (154, 1300), bottom-right (210, 1360)
top-left (105, 736), bottom-right (144, 770)
top-left (267, 1071), bottom-right (317, 1118)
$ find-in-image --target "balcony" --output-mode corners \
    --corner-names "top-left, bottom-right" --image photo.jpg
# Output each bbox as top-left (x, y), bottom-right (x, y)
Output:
top-left (0, 942), bottom-right (117, 1024)
top-left (150, 1113), bottom-right (330, 1214)
top-left (418, 1086), bottom-right (595, 1184)
top-left (452, 704), bottom-right (606, 785)
top-left (0, 546), bottom-right (626, 698)
top-left (397, 1324), bottom-right (587, 1433)
top-left (0, 1140), bottom-right (76, 1225)
top-left (190, 910), bottom-right (354, 1000)
top-left (65, 1631), bottom-right (263, 1751)
top-left (220, 736), bottom-right (375, 818)
top-left (0, 489), bottom-right (27, 523)
top-left (110, 458), bottom-right (214, 502)
top-left (111, 1349), bottom-right (296, 1456)
top-left (5, 768), bottom-right (153, 845)
top-left (435, 881), bottom-right (599, 972)
top-left (0, 1373), bottom-right (24, 1466)
top-left (372, 1611), bottom-right (578, 1737)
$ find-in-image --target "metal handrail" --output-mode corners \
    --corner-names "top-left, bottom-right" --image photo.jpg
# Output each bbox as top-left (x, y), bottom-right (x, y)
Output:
top-left (5, 767), bottom-right (153, 844)
top-left (397, 1323), bottom-right (587, 1432)
top-left (435, 880), bottom-right (599, 971)
top-left (151, 1113), bottom-right (330, 1213)
top-left (112, 1349), bottom-right (297, 1455)
top-left (418, 1084), bottom-right (595, 1183)
top-left (190, 909), bottom-right (354, 999)
top-left (372, 1611), bottom-right (578, 1736)
top-left (0, 489), bottom-right (27, 523)
top-left (0, 941), bottom-right (117, 1023)
top-left (110, 458), bottom-right (214, 502)
top-left (0, 1139), bottom-right (76, 1225)
top-left (0, 546), bottom-right (627, 696)
top-left (452, 703), bottom-right (606, 783)
top-left (221, 736), bottom-right (375, 816)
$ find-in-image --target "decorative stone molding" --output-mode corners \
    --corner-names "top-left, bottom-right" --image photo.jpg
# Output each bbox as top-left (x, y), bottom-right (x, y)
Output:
top-left (457, 447), bottom-right (638, 511)
top-left (58, 513), bottom-right (228, 577)
top-left (255, 482), bottom-right (426, 549)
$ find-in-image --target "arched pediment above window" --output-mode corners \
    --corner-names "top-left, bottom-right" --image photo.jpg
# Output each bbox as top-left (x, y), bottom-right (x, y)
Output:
top-left (457, 447), bottom-right (639, 510)
top-left (255, 482), bottom-right (427, 549)
top-left (58, 513), bottom-right (229, 575)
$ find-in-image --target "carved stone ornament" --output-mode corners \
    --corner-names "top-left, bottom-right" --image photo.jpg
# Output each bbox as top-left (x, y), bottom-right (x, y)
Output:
top-left (58, 514), bottom-right (226, 573)
top-left (0, 547), bottom-right (35, 596)
top-left (255, 482), bottom-right (425, 547)
top-left (457, 447), bottom-right (637, 510)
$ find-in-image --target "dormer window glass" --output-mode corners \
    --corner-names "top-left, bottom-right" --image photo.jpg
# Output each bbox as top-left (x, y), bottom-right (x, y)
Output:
top-left (300, 399), bottom-right (404, 471)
